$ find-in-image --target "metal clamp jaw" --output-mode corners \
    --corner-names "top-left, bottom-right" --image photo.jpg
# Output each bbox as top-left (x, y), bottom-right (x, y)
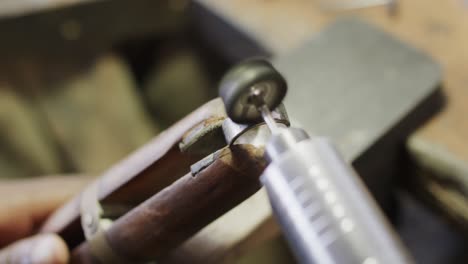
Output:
top-left (180, 104), bottom-right (289, 176)
top-left (80, 184), bottom-right (111, 240)
top-left (77, 58), bottom-right (290, 262)
top-left (222, 104), bottom-right (289, 147)
top-left (77, 102), bottom-right (288, 263)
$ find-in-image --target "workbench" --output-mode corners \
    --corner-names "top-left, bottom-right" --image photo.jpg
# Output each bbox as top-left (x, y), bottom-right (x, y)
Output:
top-left (198, 0), bottom-right (468, 164)
top-left (164, 0), bottom-right (468, 262)
top-left (1, 0), bottom-right (466, 262)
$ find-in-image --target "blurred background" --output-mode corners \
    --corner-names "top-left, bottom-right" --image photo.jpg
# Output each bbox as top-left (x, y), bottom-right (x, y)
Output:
top-left (0, 0), bottom-right (467, 263)
top-left (0, 0), bottom-right (226, 178)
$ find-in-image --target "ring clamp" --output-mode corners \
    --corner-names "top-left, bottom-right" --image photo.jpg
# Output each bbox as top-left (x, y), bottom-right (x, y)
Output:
top-left (80, 183), bottom-right (130, 263)
top-left (222, 103), bottom-right (289, 146)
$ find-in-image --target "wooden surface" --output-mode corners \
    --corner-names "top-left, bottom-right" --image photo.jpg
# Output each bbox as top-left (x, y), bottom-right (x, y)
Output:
top-left (191, 0), bottom-right (468, 262)
top-left (199, 0), bottom-right (468, 164)
top-left (71, 145), bottom-right (265, 263)
top-left (41, 98), bottom-right (226, 247)
top-left (162, 189), bottom-right (279, 264)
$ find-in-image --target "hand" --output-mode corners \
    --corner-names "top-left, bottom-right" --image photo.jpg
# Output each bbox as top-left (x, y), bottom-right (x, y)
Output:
top-left (0, 176), bottom-right (91, 263)
top-left (0, 234), bottom-right (68, 264)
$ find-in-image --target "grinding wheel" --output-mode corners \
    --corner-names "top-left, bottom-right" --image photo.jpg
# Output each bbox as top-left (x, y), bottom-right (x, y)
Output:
top-left (219, 59), bottom-right (287, 124)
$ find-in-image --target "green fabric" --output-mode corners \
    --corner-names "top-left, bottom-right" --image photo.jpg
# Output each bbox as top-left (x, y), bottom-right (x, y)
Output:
top-left (0, 54), bottom-right (158, 178)
top-left (144, 49), bottom-right (213, 128)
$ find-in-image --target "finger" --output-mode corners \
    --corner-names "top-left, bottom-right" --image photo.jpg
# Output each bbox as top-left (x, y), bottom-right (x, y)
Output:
top-left (0, 175), bottom-right (92, 247)
top-left (0, 234), bottom-right (69, 264)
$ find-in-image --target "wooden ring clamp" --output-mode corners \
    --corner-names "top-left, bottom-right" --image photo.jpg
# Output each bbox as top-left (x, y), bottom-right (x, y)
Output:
top-left (40, 98), bottom-right (289, 263)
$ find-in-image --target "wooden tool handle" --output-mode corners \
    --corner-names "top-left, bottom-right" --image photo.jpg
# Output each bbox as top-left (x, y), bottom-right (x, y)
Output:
top-left (71, 144), bottom-right (266, 263)
top-left (41, 98), bottom-right (226, 247)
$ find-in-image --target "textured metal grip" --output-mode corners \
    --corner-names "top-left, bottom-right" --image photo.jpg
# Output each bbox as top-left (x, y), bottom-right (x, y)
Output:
top-left (261, 137), bottom-right (412, 264)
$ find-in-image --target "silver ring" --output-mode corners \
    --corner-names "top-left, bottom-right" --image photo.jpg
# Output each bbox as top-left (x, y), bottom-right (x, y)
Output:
top-left (222, 104), bottom-right (289, 146)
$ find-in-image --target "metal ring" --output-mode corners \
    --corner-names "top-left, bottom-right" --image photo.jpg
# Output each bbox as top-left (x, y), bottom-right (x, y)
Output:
top-left (80, 183), bottom-right (138, 263)
top-left (222, 104), bottom-right (290, 146)
top-left (80, 183), bottom-right (105, 240)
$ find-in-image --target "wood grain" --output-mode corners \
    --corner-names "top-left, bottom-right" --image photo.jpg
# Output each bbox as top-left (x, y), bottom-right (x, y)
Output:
top-left (40, 98), bottom-right (226, 248)
top-left (71, 144), bottom-right (265, 263)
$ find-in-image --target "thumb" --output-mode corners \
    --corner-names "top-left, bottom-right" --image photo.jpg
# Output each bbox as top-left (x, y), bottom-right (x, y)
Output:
top-left (0, 234), bottom-right (69, 264)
